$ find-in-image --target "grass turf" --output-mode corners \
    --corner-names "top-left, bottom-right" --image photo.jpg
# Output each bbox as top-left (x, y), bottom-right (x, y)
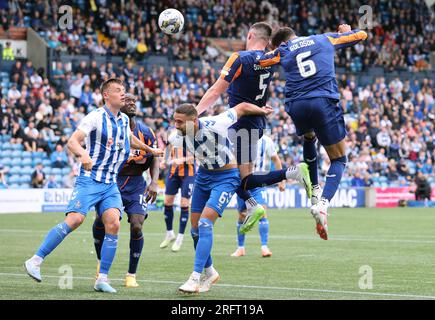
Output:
top-left (0, 208), bottom-right (434, 300)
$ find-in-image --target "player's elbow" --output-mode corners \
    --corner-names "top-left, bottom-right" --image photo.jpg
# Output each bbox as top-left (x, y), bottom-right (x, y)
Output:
top-left (359, 30), bottom-right (368, 40)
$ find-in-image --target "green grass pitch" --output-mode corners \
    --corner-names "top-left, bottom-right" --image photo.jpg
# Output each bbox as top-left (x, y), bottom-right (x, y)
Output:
top-left (1, 208), bottom-right (434, 300)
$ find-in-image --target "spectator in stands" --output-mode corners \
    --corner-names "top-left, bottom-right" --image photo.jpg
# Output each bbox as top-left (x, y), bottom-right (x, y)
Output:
top-left (31, 162), bottom-right (45, 188)
top-left (50, 144), bottom-right (68, 168)
top-left (62, 165), bottom-right (78, 188)
top-left (351, 172), bottom-right (366, 187)
top-left (2, 41), bottom-right (14, 60)
top-left (44, 175), bottom-right (58, 189)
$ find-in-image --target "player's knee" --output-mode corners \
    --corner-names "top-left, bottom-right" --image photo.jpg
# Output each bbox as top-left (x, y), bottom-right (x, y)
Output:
top-left (130, 223), bottom-right (142, 236)
top-left (190, 227), bottom-right (199, 240)
top-left (105, 220), bottom-right (120, 234)
top-left (180, 198), bottom-right (190, 208)
top-left (65, 213), bottom-right (85, 230)
top-left (304, 132), bottom-right (316, 140)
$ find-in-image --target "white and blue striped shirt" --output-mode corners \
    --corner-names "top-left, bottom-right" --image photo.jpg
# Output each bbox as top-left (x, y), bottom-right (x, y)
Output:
top-left (169, 109), bottom-right (238, 170)
top-left (254, 135), bottom-right (278, 173)
top-left (77, 106), bottom-right (131, 183)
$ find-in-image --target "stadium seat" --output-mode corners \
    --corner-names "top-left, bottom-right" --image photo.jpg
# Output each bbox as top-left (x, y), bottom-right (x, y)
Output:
top-left (8, 166), bottom-right (21, 175)
top-left (51, 168), bottom-right (62, 175)
top-left (21, 151), bottom-right (32, 159)
top-left (55, 175), bottom-right (63, 183)
top-left (19, 175), bottom-right (31, 183)
top-left (22, 158), bottom-right (32, 166)
top-left (61, 167), bottom-right (71, 175)
top-left (19, 183), bottom-right (30, 189)
top-left (11, 144), bottom-right (23, 151)
top-left (7, 175), bottom-right (20, 184)
top-left (1, 144), bottom-right (12, 152)
top-left (43, 167), bottom-right (51, 175)
top-left (22, 167), bottom-right (34, 175)
top-left (11, 150), bottom-right (22, 158)
top-left (1, 158), bottom-right (12, 167)
top-left (8, 183), bottom-right (20, 189)
top-left (42, 159), bottom-right (51, 167)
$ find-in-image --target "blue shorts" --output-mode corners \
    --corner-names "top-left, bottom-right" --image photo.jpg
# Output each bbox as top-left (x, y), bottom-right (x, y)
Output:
top-left (165, 173), bottom-right (195, 199)
top-left (66, 176), bottom-right (123, 219)
top-left (285, 97), bottom-right (346, 146)
top-left (117, 175), bottom-right (148, 219)
top-left (237, 187), bottom-right (267, 212)
top-left (191, 167), bottom-right (240, 217)
top-left (229, 122), bottom-right (264, 165)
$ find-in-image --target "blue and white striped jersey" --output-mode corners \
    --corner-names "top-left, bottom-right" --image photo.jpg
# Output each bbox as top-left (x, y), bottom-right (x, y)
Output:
top-left (254, 135), bottom-right (278, 172)
top-left (169, 109), bottom-right (238, 170)
top-left (77, 106), bottom-right (131, 183)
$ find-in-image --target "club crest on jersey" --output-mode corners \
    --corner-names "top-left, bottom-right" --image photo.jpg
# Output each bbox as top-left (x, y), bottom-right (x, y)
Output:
top-left (107, 138), bottom-right (113, 147)
top-left (74, 200), bottom-right (81, 209)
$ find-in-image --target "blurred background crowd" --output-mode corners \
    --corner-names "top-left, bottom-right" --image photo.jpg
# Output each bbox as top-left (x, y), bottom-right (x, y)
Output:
top-left (0, 0), bottom-right (433, 191)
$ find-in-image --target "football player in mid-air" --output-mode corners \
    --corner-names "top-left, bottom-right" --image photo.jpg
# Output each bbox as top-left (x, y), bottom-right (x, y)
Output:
top-left (258, 24), bottom-right (368, 240)
top-left (174, 102), bottom-right (274, 294)
top-left (196, 22), bottom-right (311, 235)
top-left (92, 93), bottom-right (160, 288)
top-left (231, 133), bottom-right (285, 258)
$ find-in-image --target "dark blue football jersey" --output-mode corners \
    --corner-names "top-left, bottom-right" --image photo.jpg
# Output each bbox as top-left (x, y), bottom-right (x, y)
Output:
top-left (259, 30), bottom-right (367, 102)
top-left (220, 50), bottom-right (275, 129)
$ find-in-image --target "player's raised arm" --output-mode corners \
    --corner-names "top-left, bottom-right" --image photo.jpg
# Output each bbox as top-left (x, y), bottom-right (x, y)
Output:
top-left (196, 52), bottom-right (241, 115)
top-left (325, 25), bottom-right (368, 50)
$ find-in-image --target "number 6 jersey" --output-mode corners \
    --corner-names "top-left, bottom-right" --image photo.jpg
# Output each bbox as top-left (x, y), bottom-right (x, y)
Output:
top-left (258, 30), bottom-right (367, 103)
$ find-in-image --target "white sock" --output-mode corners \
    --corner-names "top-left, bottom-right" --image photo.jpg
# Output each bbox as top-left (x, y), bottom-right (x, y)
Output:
top-left (285, 166), bottom-right (299, 180)
top-left (205, 266), bottom-right (217, 277)
top-left (166, 230), bottom-right (175, 238)
top-left (97, 273), bottom-right (108, 282)
top-left (176, 234), bottom-right (184, 244)
top-left (191, 271), bottom-right (201, 281)
top-left (238, 246), bottom-right (245, 250)
top-left (31, 255), bottom-right (43, 266)
top-left (261, 245), bottom-right (269, 251)
top-left (245, 197), bottom-right (258, 210)
top-left (126, 273), bottom-right (135, 277)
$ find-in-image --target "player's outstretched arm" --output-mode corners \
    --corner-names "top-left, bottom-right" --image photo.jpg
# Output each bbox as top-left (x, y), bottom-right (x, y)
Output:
top-left (67, 129), bottom-right (93, 171)
top-left (196, 77), bottom-right (230, 116)
top-left (326, 26), bottom-right (368, 50)
top-left (233, 102), bottom-right (274, 118)
top-left (130, 133), bottom-right (164, 157)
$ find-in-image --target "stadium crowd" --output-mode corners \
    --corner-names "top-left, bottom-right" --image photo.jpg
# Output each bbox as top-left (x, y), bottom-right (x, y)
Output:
top-left (0, 0), bottom-right (433, 190)
top-left (0, 56), bottom-right (433, 189)
top-left (1, 0), bottom-right (433, 72)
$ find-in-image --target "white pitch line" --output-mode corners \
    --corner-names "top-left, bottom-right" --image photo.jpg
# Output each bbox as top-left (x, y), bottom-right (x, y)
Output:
top-left (0, 272), bottom-right (434, 300)
top-left (1, 228), bottom-right (435, 244)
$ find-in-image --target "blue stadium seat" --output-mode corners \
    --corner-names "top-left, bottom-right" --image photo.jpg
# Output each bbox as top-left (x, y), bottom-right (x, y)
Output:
top-left (43, 167), bottom-right (52, 175)
top-left (42, 159), bottom-right (51, 167)
top-left (22, 167), bottom-right (34, 175)
top-left (21, 151), bottom-right (32, 159)
top-left (32, 151), bottom-right (45, 159)
top-left (61, 167), bottom-right (71, 175)
top-left (19, 183), bottom-right (30, 189)
top-left (1, 158), bottom-right (12, 167)
top-left (11, 150), bottom-right (22, 158)
top-left (1, 144), bottom-right (12, 152)
top-left (55, 175), bottom-right (63, 183)
top-left (51, 168), bottom-right (62, 175)
top-left (19, 175), bottom-right (31, 183)
top-left (9, 183), bottom-right (20, 189)
top-left (7, 175), bottom-right (20, 184)
top-left (9, 166), bottom-right (21, 175)
top-left (21, 158), bottom-right (32, 166)
top-left (11, 144), bottom-right (23, 151)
